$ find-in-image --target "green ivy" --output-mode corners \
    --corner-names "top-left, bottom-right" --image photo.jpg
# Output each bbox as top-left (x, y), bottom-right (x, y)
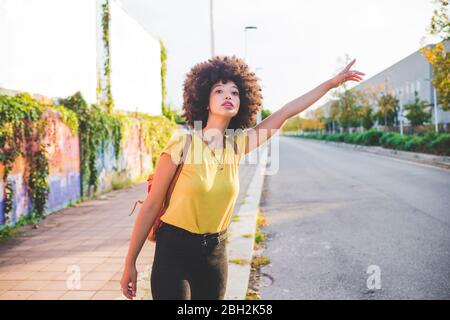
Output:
top-left (52, 105), bottom-right (79, 134)
top-left (100, 0), bottom-right (114, 113)
top-left (0, 93), bottom-right (50, 224)
top-left (138, 113), bottom-right (177, 167)
top-left (160, 39), bottom-right (168, 116)
top-left (0, 211), bottom-right (40, 242)
top-left (60, 92), bottom-right (122, 196)
top-left (1, 90), bottom-right (176, 233)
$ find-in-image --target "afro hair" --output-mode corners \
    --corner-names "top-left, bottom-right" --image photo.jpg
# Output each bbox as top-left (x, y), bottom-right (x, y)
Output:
top-left (182, 55), bottom-right (263, 130)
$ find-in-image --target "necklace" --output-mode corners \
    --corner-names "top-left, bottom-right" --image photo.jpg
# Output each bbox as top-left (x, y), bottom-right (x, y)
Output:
top-left (198, 131), bottom-right (226, 170)
top-left (210, 140), bottom-right (225, 170)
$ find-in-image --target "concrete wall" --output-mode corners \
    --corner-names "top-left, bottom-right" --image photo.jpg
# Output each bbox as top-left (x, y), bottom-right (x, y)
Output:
top-left (0, 110), bottom-right (81, 225)
top-left (95, 118), bottom-right (153, 194)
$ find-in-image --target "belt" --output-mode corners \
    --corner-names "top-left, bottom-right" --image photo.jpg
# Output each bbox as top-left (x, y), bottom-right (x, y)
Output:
top-left (160, 222), bottom-right (228, 247)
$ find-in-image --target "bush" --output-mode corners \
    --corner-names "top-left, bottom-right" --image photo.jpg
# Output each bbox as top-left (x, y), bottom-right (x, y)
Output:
top-left (402, 135), bottom-right (423, 152)
top-left (415, 131), bottom-right (437, 154)
top-left (427, 133), bottom-right (450, 156)
top-left (325, 134), bottom-right (338, 142)
top-left (342, 133), bottom-right (353, 143)
top-left (380, 132), bottom-right (402, 149)
top-left (360, 130), bottom-right (384, 146)
top-left (294, 130), bottom-right (449, 156)
top-left (353, 133), bottom-right (365, 145)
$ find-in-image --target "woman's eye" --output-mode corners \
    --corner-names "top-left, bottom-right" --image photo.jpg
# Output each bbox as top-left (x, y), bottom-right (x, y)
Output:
top-left (215, 89), bottom-right (239, 95)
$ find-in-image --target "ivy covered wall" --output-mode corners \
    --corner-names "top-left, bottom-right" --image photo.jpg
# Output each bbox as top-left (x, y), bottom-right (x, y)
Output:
top-left (0, 93), bottom-right (176, 228)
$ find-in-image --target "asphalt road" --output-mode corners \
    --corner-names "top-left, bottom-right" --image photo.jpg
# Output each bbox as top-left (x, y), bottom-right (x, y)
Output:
top-left (259, 136), bottom-right (450, 300)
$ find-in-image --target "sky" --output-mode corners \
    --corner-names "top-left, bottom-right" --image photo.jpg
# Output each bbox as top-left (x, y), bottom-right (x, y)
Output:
top-left (118, 0), bottom-right (440, 116)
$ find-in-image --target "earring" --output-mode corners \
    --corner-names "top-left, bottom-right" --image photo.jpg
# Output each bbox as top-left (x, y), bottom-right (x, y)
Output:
top-left (206, 106), bottom-right (210, 110)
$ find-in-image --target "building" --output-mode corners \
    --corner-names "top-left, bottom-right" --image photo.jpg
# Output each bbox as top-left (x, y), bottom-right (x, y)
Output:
top-left (319, 41), bottom-right (450, 132)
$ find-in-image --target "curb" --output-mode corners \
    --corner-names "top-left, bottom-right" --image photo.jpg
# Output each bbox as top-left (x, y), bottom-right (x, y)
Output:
top-left (224, 143), bottom-right (269, 300)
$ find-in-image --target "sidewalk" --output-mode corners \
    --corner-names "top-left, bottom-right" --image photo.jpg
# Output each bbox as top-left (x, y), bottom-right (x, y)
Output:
top-left (0, 156), bottom-right (263, 300)
top-left (0, 183), bottom-right (152, 300)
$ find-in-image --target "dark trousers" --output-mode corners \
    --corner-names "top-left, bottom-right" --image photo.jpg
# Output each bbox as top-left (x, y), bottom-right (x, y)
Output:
top-left (151, 222), bottom-right (229, 300)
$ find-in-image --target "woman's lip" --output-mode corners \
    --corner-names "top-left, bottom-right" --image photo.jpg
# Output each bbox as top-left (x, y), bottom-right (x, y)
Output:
top-left (222, 103), bottom-right (234, 108)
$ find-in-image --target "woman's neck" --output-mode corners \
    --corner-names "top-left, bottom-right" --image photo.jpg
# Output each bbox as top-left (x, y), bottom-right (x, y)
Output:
top-left (199, 118), bottom-right (230, 148)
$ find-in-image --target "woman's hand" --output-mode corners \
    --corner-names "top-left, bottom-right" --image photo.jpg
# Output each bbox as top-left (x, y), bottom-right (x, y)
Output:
top-left (329, 58), bottom-right (365, 89)
top-left (120, 264), bottom-right (138, 299)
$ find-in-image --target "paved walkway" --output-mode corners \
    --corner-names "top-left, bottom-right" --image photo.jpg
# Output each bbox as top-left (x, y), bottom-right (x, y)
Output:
top-left (0, 163), bottom-right (258, 300)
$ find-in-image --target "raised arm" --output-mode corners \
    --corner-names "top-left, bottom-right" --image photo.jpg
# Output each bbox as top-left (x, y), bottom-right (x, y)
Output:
top-left (245, 59), bottom-right (365, 154)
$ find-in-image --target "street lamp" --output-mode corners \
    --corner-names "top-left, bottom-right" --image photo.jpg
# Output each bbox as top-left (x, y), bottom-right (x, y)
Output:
top-left (244, 26), bottom-right (259, 123)
top-left (424, 78), bottom-right (439, 133)
top-left (210, 0), bottom-right (215, 57)
top-left (398, 89), bottom-right (404, 136)
top-left (255, 67), bottom-right (264, 124)
top-left (244, 26), bottom-right (257, 63)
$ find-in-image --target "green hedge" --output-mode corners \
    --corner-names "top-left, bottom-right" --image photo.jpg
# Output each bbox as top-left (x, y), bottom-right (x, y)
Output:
top-left (294, 130), bottom-right (450, 156)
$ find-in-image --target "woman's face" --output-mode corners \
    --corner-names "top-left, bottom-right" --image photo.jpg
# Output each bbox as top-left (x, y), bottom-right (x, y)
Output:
top-left (208, 80), bottom-right (240, 119)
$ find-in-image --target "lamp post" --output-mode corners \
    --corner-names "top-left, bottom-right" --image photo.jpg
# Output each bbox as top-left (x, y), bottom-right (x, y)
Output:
top-left (255, 67), bottom-right (264, 124)
top-left (210, 0), bottom-right (215, 57)
top-left (398, 89), bottom-right (404, 136)
top-left (244, 26), bottom-right (259, 123)
top-left (433, 86), bottom-right (438, 133)
top-left (244, 26), bottom-right (257, 64)
top-left (425, 78), bottom-right (439, 133)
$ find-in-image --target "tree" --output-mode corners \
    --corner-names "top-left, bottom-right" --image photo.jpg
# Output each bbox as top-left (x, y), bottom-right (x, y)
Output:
top-left (420, 0), bottom-right (449, 111)
top-left (160, 39), bottom-right (171, 118)
top-left (329, 100), bottom-right (340, 133)
top-left (261, 108), bottom-right (271, 120)
top-left (403, 91), bottom-right (432, 126)
top-left (336, 89), bottom-right (361, 132)
top-left (312, 108), bottom-right (326, 132)
top-left (427, 0), bottom-right (449, 41)
top-left (281, 116), bottom-right (301, 133)
top-left (356, 91), bottom-right (375, 130)
top-left (300, 117), bottom-right (324, 132)
top-left (376, 93), bottom-right (399, 129)
top-left (361, 107), bottom-right (375, 130)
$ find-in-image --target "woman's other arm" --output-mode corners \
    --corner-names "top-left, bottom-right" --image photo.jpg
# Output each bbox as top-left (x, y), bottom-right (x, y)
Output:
top-left (120, 153), bottom-right (177, 299)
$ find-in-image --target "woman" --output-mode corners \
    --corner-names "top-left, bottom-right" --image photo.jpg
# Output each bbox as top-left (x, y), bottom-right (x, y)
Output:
top-left (120, 55), bottom-right (364, 300)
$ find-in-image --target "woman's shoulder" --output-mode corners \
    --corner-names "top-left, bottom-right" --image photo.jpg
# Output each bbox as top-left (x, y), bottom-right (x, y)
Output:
top-left (161, 129), bottom-right (192, 165)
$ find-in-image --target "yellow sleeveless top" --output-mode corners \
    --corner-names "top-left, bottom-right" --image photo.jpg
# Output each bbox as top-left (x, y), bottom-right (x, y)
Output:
top-left (159, 128), bottom-right (249, 234)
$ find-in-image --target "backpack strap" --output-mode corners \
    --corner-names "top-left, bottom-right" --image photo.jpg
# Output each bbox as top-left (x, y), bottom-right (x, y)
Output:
top-left (129, 132), bottom-right (192, 216)
top-left (163, 132), bottom-right (192, 209)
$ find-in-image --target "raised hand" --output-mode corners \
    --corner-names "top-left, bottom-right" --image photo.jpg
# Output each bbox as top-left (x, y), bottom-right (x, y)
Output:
top-left (330, 58), bottom-right (365, 88)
